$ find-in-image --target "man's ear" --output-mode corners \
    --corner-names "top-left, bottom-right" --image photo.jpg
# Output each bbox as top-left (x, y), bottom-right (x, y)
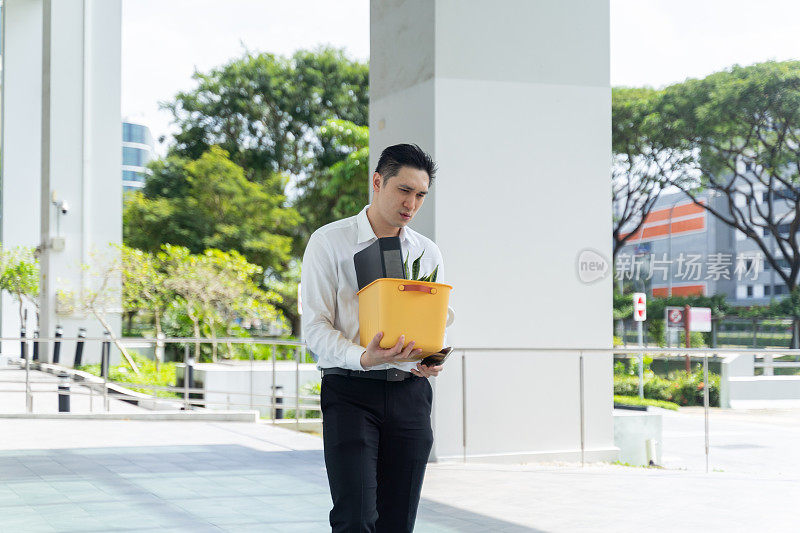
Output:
top-left (372, 172), bottom-right (382, 193)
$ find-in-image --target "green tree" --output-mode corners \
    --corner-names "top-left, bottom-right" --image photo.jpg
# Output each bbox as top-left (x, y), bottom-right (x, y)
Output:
top-left (659, 61), bottom-right (800, 291)
top-left (121, 245), bottom-right (174, 365)
top-left (163, 47), bottom-right (368, 181)
top-left (0, 246), bottom-right (40, 329)
top-left (159, 245), bottom-right (282, 362)
top-left (294, 118), bottom-right (369, 247)
top-left (612, 87), bottom-right (667, 259)
top-left (124, 146), bottom-right (301, 274)
top-left (79, 247), bottom-right (140, 373)
top-left (161, 47), bottom-right (369, 251)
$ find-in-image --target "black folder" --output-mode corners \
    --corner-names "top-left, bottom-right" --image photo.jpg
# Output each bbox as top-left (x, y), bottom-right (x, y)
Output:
top-left (354, 237), bottom-right (406, 290)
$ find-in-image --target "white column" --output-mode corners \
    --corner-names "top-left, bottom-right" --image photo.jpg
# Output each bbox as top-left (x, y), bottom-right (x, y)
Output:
top-left (371, 0), bottom-right (616, 462)
top-left (3, 0), bottom-right (122, 363)
top-left (2, 0), bottom-right (45, 356)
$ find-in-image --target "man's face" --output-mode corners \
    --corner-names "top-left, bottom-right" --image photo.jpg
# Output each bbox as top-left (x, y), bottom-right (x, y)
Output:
top-left (373, 166), bottom-right (430, 228)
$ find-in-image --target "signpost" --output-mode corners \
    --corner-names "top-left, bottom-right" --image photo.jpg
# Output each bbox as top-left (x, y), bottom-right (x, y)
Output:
top-left (633, 293), bottom-right (646, 398)
top-left (664, 306), bottom-right (712, 371)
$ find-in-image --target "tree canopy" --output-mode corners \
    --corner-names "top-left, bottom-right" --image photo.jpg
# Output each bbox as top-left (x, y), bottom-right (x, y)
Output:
top-left (163, 46), bottom-right (368, 183)
top-left (613, 61), bottom-right (800, 292)
top-left (124, 146), bottom-right (301, 274)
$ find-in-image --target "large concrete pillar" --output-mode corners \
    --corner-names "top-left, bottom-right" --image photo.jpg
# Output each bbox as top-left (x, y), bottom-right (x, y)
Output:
top-left (2, 0), bottom-right (122, 363)
top-left (371, 0), bottom-right (616, 462)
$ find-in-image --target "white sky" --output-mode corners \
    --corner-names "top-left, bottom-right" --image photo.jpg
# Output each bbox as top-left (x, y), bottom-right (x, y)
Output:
top-left (123, 0), bottom-right (800, 154)
top-left (121, 0), bottom-right (369, 155)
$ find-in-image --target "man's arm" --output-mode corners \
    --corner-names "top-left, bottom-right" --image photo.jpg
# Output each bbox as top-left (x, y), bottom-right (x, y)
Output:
top-left (300, 233), bottom-right (368, 370)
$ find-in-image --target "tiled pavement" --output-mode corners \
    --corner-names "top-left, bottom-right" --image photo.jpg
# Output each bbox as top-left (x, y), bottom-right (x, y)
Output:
top-left (1, 413), bottom-right (799, 532)
top-left (0, 420), bottom-right (530, 532)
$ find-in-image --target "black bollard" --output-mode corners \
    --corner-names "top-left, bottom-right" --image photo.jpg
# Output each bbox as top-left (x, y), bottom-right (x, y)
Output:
top-left (20, 326), bottom-right (27, 361)
top-left (100, 331), bottom-right (110, 380)
top-left (52, 325), bottom-right (63, 364)
top-left (33, 329), bottom-right (40, 361)
top-left (187, 357), bottom-right (195, 390)
top-left (272, 385), bottom-right (284, 419)
top-left (73, 327), bottom-right (86, 367)
top-left (57, 372), bottom-right (70, 412)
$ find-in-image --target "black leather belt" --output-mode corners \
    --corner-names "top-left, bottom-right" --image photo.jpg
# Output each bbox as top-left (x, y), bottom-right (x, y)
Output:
top-left (322, 367), bottom-right (412, 382)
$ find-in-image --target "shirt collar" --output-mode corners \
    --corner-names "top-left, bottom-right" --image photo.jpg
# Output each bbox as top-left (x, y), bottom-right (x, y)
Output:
top-left (356, 205), bottom-right (417, 247)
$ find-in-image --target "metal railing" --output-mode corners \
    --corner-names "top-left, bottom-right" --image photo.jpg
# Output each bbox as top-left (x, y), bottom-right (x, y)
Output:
top-left (454, 345), bottom-right (800, 472)
top-left (0, 335), bottom-right (321, 429)
top-left (4, 338), bottom-right (796, 472)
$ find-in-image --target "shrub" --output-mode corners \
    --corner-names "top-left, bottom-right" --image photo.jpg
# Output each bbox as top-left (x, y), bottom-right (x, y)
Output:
top-left (613, 395), bottom-right (679, 411)
top-left (77, 353), bottom-right (178, 398)
top-left (613, 366), bottom-right (719, 407)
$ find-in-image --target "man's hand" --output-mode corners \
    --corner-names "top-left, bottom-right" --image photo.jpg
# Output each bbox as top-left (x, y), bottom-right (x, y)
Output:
top-left (411, 362), bottom-right (443, 378)
top-left (360, 332), bottom-right (423, 369)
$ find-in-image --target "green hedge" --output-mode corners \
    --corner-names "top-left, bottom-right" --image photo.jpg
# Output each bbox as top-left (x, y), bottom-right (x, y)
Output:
top-left (77, 353), bottom-right (179, 398)
top-left (613, 395), bottom-right (679, 411)
top-left (614, 366), bottom-right (720, 407)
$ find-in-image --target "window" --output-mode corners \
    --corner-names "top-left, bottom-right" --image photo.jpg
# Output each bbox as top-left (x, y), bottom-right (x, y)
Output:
top-left (122, 146), bottom-right (151, 167)
top-left (123, 123), bottom-right (153, 145)
top-left (122, 170), bottom-right (146, 183)
top-left (765, 285), bottom-right (772, 296)
top-left (747, 285), bottom-right (753, 297)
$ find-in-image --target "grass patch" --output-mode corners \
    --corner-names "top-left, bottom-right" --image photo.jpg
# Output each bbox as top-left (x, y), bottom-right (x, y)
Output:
top-left (614, 395), bottom-right (679, 411)
top-left (77, 353), bottom-right (179, 398)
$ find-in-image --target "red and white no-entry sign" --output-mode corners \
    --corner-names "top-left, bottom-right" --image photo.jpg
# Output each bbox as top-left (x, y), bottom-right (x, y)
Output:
top-left (633, 293), bottom-right (646, 321)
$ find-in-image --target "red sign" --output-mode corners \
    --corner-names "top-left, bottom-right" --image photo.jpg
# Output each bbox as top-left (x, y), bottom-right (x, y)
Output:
top-left (633, 293), bottom-right (646, 321)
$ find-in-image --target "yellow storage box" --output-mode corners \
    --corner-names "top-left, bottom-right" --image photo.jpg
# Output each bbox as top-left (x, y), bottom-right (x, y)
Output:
top-left (357, 278), bottom-right (453, 359)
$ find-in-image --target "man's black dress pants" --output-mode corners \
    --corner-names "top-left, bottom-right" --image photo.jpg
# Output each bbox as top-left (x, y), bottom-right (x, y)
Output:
top-left (321, 373), bottom-right (434, 533)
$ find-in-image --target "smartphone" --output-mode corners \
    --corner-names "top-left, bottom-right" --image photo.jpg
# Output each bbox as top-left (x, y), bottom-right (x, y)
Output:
top-left (421, 347), bottom-right (453, 367)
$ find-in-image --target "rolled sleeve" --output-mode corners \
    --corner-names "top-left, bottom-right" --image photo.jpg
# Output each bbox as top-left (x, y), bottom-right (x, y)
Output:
top-left (345, 344), bottom-right (367, 371)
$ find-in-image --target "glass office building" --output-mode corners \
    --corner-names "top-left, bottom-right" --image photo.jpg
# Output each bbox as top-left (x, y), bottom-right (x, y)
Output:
top-left (122, 121), bottom-right (154, 194)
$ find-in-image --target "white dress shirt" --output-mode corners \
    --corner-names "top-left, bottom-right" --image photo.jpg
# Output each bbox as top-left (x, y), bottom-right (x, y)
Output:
top-left (301, 205), bottom-right (446, 371)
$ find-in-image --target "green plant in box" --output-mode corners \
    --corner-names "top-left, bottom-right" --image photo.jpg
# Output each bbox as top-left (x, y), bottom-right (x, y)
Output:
top-left (403, 250), bottom-right (438, 282)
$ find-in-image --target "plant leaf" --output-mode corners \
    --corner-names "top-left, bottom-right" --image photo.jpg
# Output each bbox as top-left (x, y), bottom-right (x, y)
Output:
top-left (403, 251), bottom-right (409, 279)
top-left (429, 265), bottom-right (438, 283)
top-left (412, 251), bottom-right (423, 280)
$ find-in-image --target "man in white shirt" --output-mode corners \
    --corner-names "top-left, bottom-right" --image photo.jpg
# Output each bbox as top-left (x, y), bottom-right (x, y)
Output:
top-left (301, 144), bottom-right (446, 532)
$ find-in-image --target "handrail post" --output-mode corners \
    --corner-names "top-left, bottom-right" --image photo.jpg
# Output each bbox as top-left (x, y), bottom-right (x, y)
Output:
top-left (24, 342), bottom-right (32, 413)
top-left (183, 344), bottom-right (190, 411)
top-left (249, 342), bottom-right (254, 411)
top-left (461, 350), bottom-right (467, 464)
top-left (704, 352), bottom-right (710, 473)
top-left (295, 345), bottom-right (300, 430)
top-left (271, 345), bottom-right (277, 423)
top-left (102, 332), bottom-right (110, 412)
top-left (579, 351), bottom-right (585, 468)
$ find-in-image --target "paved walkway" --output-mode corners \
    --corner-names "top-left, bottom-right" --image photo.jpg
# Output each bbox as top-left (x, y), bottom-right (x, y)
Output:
top-left (1, 416), bottom-right (798, 532)
top-left (660, 406), bottom-right (800, 476)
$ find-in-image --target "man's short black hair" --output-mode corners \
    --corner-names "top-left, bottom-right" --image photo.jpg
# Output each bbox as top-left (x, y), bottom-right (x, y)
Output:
top-left (375, 144), bottom-right (437, 185)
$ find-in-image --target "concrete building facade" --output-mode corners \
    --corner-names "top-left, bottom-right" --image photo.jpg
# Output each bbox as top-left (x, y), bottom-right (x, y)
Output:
top-left (1, 0), bottom-right (122, 362)
top-left (618, 189), bottom-right (788, 306)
